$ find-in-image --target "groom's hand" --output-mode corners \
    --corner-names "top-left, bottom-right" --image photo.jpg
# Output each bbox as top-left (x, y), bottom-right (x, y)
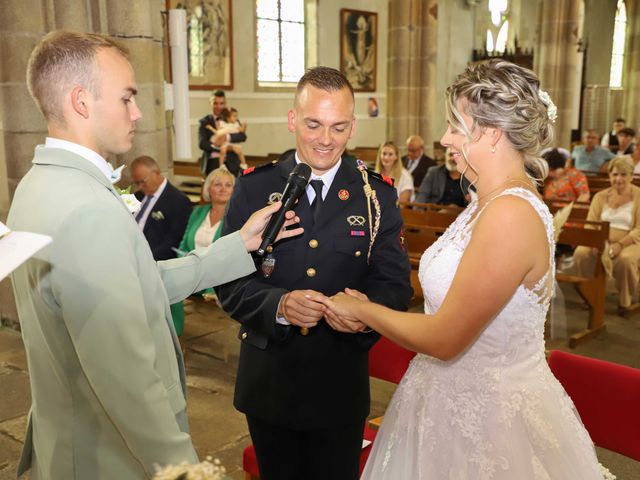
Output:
top-left (279, 290), bottom-right (327, 329)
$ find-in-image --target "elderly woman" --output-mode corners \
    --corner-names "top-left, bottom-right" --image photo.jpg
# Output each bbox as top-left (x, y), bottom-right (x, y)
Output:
top-left (179, 168), bottom-right (234, 252)
top-left (172, 168), bottom-right (235, 336)
top-left (573, 156), bottom-right (640, 315)
top-left (375, 141), bottom-right (414, 202)
top-left (542, 148), bottom-right (590, 202)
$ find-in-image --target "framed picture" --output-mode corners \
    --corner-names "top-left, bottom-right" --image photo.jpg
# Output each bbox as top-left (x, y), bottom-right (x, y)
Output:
top-left (166, 0), bottom-right (233, 90)
top-left (340, 9), bottom-right (377, 92)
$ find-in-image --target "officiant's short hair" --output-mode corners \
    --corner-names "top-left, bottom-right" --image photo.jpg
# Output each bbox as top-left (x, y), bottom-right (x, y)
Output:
top-left (27, 30), bottom-right (128, 126)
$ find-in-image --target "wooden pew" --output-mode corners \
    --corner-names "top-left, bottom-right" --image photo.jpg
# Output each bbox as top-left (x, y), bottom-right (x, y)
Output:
top-left (546, 200), bottom-right (590, 220)
top-left (399, 202), bottom-right (463, 228)
top-left (349, 146), bottom-right (379, 166)
top-left (556, 220), bottom-right (610, 348)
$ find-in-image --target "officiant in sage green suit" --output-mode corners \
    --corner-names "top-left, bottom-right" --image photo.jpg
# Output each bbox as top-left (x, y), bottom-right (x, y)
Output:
top-left (7, 30), bottom-right (302, 480)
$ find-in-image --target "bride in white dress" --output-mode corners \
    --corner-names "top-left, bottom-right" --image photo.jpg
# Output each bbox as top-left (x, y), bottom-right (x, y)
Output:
top-left (321, 60), bottom-right (612, 479)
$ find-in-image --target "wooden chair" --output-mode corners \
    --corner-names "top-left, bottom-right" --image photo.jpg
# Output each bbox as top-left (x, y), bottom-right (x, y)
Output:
top-left (548, 350), bottom-right (640, 462)
top-left (555, 220), bottom-right (610, 347)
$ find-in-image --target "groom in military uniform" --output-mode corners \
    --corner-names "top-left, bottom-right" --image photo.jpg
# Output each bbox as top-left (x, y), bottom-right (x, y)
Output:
top-left (217, 67), bottom-right (411, 480)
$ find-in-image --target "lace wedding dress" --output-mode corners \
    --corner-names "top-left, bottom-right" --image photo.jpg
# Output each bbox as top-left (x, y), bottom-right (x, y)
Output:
top-left (362, 188), bottom-right (609, 480)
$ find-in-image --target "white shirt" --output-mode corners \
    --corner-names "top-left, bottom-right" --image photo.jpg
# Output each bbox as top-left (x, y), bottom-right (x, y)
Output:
top-left (137, 178), bottom-right (168, 231)
top-left (45, 137), bottom-right (113, 181)
top-left (295, 152), bottom-right (341, 203)
top-left (405, 157), bottom-right (421, 175)
top-left (194, 215), bottom-right (221, 249)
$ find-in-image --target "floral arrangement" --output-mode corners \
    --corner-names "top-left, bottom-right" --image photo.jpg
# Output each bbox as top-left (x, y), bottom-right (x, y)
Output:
top-left (538, 89), bottom-right (557, 123)
top-left (153, 457), bottom-right (228, 480)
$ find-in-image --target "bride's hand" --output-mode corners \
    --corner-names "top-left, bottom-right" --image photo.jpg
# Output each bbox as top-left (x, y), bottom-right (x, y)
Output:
top-left (321, 292), bottom-right (369, 333)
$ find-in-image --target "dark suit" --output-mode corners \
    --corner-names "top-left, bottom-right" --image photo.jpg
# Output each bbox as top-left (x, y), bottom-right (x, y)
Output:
top-left (217, 152), bottom-right (412, 479)
top-left (402, 153), bottom-right (436, 188)
top-left (135, 181), bottom-right (192, 261)
top-left (198, 113), bottom-right (247, 175)
top-left (415, 164), bottom-right (471, 206)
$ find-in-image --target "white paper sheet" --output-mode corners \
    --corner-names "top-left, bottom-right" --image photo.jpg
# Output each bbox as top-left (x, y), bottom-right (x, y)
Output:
top-left (0, 222), bottom-right (52, 281)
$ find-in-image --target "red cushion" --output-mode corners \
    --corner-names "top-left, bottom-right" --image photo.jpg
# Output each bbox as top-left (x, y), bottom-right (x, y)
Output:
top-left (548, 350), bottom-right (640, 461)
top-left (369, 336), bottom-right (416, 384)
top-left (242, 444), bottom-right (260, 476)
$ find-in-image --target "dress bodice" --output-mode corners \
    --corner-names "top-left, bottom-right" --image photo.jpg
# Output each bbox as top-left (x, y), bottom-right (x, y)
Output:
top-left (418, 187), bottom-right (555, 370)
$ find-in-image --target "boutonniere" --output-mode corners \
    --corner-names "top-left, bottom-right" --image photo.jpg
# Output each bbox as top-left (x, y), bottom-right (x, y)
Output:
top-left (114, 185), bottom-right (141, 215)
top-left (151, 211), bottom-right (165, 221)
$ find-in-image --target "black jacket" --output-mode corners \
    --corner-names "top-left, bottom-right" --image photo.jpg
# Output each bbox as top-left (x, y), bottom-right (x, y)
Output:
top-left (135, 181), bottom-right (192, 261)
top-left (216, 152), bottom-right (412, 429)
top-left (402, 153), bottom-right (436, 188)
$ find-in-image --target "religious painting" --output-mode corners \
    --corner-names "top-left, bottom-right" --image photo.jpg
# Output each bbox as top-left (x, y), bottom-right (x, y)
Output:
top-left (167, 0), bottom-right (233, 89)
top-left (340, 9), bottom-right (377, 92)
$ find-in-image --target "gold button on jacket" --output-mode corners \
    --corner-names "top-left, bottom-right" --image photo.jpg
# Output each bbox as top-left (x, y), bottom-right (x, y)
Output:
top-left (306, 267), bottom-right (316, 277)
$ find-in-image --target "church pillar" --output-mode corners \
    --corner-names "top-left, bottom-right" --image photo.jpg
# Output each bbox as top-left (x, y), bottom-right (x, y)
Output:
top-left (623, 0), bottom-right (640, 129)
top-left (535, 0), bottom-right (582, 148)
top-left (387, 0), bottom-right (438, 156)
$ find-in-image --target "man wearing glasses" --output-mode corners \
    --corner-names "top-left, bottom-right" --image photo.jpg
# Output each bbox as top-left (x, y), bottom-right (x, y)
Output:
top-left (402, 134), bottom-right (436, 190)
top-left (131, 155), bottom-right (191, 261)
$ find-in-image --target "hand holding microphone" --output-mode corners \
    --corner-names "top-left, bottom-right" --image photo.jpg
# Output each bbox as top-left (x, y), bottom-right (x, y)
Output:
top-left (256, 163), bottom-right (312, 256)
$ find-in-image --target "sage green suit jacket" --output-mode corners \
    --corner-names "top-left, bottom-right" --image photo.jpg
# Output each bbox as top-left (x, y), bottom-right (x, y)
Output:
top-left (8, 146), bottom-right (255, 479)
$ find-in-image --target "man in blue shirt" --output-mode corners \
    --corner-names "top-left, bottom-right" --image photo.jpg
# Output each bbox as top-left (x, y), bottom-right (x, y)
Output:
top-left (572, 129), bottom-right (614, 172)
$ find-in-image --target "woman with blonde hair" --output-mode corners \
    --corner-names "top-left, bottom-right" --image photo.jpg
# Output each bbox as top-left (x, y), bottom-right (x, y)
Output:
top-left (375, 141), bottom-right (414, 202)
top-left (573, 155), bottom-right (640, 315)
top-left (320, 60), bottom-right (610, 479)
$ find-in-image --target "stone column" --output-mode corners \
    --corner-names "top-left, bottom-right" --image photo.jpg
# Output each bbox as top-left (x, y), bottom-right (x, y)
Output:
top-left (387, 0), bottom-right (438, 156)
top-left (0, 0), bottom-right (171, 324)
top-left (623, 0), bottom-right (640, 129)
top-left (535, 0), bottom-right (582, 148)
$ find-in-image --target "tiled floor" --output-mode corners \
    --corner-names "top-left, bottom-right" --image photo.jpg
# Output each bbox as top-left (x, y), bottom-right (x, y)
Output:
top-left (1, 281), bottom-right (639, 479)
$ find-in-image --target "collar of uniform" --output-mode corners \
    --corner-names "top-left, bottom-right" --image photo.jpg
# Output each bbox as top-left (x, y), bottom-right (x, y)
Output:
top-left (294, 152), bottom-right (342, 192)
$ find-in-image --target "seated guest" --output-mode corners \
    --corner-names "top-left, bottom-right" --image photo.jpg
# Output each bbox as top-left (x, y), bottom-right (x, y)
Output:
top-left (376, 141), bottom-right (414, 202)
top-left (542, 148), bottom-right (590, 202)
top-left (613, 127), bottom-right (635, 156)
top-left (131, 155), bottom-right (192, 261)
top-left (132, 156), bottom-right (192, 336)
top-left (216, 107), bottom-right (248, 175)
top-left (402, 134), bottom-right (436, 189)
top-left (415, 148), bottom-right (470, 207)
top-left (632, 146), bottom-right (640, 174)
top-left (601, 117), bottom-right (626, 151)
top-left (172, 168), bottom-right (235, 329)
top-left (572, 129), bottom-right (614, 172)
top-left (179, 168), bottom-right (234, 252)
top-left (572, 156), bottom-right (640, 315)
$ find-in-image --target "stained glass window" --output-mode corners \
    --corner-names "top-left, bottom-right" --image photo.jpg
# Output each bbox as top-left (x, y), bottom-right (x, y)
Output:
top-left (609, 0), bottom-right (627, 88)
top-left (256, 0), bottom-right (305, 85)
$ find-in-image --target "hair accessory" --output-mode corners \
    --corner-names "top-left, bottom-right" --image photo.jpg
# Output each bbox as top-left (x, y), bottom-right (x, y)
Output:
top-left (538, 90), bottom-right (557, 123)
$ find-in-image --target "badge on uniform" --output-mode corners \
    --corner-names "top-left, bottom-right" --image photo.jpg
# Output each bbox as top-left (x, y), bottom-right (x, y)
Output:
top-left (347, 215), bottom-right (366, 226)
top-left (261, 254), bottom-right (276, 278)
top-left (338, 189), bottom-right (349, 200)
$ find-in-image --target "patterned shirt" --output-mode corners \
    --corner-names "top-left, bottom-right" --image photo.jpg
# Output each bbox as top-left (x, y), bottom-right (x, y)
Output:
top-left (543, 168), bottom-right (589, 201)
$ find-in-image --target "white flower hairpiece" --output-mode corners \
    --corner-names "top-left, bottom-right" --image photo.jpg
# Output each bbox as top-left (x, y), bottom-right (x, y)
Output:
top-left (538, 89), bottom-right (557, 123)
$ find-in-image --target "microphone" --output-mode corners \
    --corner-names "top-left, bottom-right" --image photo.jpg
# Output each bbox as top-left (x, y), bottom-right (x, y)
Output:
top-left (257, 162), bottom-right (312, 256)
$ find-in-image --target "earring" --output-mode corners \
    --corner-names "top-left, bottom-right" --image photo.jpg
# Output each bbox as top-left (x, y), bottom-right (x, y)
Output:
top-left (491, 146), bottom-right (496, 153)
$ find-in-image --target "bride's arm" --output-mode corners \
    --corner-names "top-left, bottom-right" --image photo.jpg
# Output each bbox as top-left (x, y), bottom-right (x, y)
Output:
top-left (323, 196), bottom-right (548, 360)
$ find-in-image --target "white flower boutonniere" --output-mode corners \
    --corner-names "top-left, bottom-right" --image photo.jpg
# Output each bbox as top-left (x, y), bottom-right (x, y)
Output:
top-left (151, 211), bottom-right (165, 221)
top-left (115, 186), bottom-right (141, 215)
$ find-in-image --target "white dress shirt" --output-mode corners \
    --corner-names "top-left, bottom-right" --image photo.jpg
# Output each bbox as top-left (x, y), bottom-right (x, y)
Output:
top-left (45, 137), bottom-right (113, 181)
top-left (137, 178), bottom-right (167, 231)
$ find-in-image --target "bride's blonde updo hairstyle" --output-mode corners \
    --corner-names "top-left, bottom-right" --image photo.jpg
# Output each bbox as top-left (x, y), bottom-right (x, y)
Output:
top-left (445, 59), bottom-right (554, 181)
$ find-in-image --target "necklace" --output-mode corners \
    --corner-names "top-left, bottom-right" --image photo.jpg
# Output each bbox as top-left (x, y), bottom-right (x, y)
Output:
top-left (476, 178), bottom-right (533, 206)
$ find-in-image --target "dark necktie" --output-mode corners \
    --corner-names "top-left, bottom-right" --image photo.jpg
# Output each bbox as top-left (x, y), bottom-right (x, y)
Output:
top-left (309, 179), bottom-right (324, 223)
top-left (135, 195), bottom-right (153, 222)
